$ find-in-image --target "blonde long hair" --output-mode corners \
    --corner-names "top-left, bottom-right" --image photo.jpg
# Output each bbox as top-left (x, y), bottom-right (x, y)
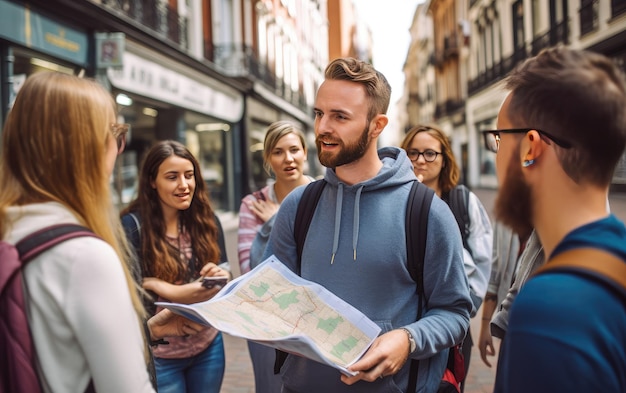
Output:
top-left (262, 120), bottom-right (307, 176)
top-left (0, 72), bottom-right (146, 320)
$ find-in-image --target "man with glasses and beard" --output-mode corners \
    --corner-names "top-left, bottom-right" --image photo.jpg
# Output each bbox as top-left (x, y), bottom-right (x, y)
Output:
top-left (262, 57), bottom-right (472, 392)
top-left (485, 47), bottom-right (626, 393)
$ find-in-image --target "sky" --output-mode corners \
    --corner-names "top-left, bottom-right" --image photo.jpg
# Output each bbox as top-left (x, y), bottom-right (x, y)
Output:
top-left (353, 1), bottom-right (423, 145)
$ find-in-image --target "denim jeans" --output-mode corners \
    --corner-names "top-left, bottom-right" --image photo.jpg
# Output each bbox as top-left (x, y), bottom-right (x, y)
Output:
top-left (154, 332), bottom-right (225, 393)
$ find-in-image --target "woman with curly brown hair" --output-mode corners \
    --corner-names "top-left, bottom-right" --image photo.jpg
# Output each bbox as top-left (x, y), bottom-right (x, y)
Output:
top-left (121, 140), bottom-right (230, 393)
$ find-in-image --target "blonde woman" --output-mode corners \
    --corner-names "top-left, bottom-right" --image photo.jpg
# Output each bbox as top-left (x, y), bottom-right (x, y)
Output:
top-left (237, 120), bottom-right (312, 392)
top-left (238, 120), bottom-right (313, 274)
top-left (0, 72), bottom-right (198, 392)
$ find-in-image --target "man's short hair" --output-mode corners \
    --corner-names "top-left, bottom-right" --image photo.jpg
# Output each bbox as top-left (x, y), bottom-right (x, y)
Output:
top-left (505, 46), bottom-right (626, 186)
top-left (324, 57), bottom-right (391, 122)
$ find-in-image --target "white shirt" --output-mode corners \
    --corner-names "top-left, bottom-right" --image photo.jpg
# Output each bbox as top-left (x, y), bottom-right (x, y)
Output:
top-left (4, 202), bottom-right (154, 393)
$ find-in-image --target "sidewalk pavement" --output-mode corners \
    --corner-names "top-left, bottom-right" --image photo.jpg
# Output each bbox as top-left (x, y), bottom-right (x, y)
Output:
top-left (219, 188), bottom-right (626, 393)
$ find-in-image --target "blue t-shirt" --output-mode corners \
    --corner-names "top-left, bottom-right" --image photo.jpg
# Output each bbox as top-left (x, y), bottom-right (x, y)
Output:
top-left (494, 215), bottom-right (626, 392)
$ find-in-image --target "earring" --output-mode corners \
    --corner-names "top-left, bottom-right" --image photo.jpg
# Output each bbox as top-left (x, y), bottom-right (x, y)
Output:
top-left (522, 159), bottom-right (535, 167)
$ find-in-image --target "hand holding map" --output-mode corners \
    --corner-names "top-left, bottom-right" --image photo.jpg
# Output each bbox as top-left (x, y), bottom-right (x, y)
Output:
top-left (156, 255), bottom-right (381, 376)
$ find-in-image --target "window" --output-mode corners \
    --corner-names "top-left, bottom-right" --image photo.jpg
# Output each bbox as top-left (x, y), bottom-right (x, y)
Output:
top-left (185, 113), bottom-right (232, 211)
top-left (512, 0), bottom-right (525, 50)
top-left (580, 0), bottom-right (598, 36)
top-left (612, 0), bottom-right (626, 18)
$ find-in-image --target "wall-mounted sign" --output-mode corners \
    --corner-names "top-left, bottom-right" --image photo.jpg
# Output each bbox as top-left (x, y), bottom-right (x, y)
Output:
top-left (95, 32), bottom-right (125, 68)
top-left (107, 52), bottom-right (244, 122)
top-left (0, 0), bottom-right (88, 65)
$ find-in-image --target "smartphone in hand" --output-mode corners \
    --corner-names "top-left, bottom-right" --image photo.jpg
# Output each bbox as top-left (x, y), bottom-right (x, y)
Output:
top-left (201, 276), bottom-right (228, 289)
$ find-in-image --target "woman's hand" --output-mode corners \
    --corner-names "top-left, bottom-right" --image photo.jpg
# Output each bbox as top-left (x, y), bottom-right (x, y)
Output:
top-left (200, 262), bottom-right (231, 279)
top-left (142, 275), bottom-right (223, 304)
top-left (248, 198), bottom-right (279, 223)
top-left (147, 309), bottom-right (203, 340)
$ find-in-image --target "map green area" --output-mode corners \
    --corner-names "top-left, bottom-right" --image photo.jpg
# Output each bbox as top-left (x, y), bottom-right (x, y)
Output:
top-left (191, 267), bottom-right (371, 367)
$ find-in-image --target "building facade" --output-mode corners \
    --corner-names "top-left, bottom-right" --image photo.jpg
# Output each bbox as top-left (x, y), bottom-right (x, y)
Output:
top-left (400, 2), bottom-right (436, 130)
top-left (402, 0), bottom-right (626, 189)
top-left (0, 0), bottom-right (365, 212)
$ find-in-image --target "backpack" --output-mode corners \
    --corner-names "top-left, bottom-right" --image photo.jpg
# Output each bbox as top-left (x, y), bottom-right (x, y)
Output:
top-left (275, 179), bottom-right (466, 393)
top-left (0, 224), bottom-right (97, 393)
top-left (443, 185), bottom-right (471, 256)
top-left (444, 185), bottom-right (482, 317)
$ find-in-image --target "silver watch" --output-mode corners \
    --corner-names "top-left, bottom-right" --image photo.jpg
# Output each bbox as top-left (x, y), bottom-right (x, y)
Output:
top-left (402, 328), bottom-right (416, 353)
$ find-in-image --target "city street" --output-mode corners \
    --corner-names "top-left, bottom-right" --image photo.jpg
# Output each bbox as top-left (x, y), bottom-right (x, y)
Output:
top-left (219, 188), bottom-right (626, 393)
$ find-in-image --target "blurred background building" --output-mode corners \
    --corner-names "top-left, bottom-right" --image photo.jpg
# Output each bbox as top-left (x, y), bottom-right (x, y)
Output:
top-left (400, 0), bottom-right (626, 190)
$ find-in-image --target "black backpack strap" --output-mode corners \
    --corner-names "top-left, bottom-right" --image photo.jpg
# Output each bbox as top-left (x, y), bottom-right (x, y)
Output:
top-left (17, 224), bottom-right (96, 263)
top-left (405, 181), bottom-right (434, 393)
top-left (293, 179), bottom-right (327, 275)
top-left (121, 212), bottom-right (143, 284)
top-left (274, 179), bottom-right (327, 374)
top-left (405, 181), bottom-right (435, 310)
top-left (446, 185), bottom-right (471, 256)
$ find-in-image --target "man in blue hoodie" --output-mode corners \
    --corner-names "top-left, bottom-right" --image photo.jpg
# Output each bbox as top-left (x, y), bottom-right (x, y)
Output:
top-left (488, 47), bottom-right (626, 392)
top-left (263, 57), bottom-right (472, 392)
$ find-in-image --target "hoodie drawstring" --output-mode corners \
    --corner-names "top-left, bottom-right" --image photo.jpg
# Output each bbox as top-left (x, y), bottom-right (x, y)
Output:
top-left (330, 184), bottom-right (364, 264)
top-left (330, 184), bottom-right (343, 264)
top-left (352, 186), bottom-right (363, 260)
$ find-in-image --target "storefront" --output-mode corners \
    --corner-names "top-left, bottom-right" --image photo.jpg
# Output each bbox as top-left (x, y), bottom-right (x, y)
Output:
top-left (0, 0), bottom-right (89, 123)
top-left (105, 41), bottom-right (244, 212)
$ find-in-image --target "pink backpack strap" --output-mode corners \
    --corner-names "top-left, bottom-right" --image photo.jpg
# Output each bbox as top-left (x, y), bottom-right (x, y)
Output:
top-left (1, 224), bottom-right (96, 393)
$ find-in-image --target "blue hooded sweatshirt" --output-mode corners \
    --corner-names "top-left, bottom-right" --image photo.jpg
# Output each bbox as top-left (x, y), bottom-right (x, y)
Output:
top-left (263, 147), bottom-right (472, 393)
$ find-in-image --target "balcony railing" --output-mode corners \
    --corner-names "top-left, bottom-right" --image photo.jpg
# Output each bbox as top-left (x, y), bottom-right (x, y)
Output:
top-left (434, 99), bottom-right (465, 119)
top-left (206, 42), bottom-right (309, 111)
top-left (101, 0), bottom-right (188, 48)
top-left (531, 20), bottom-right (569, 56)
top-left (444, 34), bottom-right (459, 55)
top-left (468, 47), bottom-right (528, 95)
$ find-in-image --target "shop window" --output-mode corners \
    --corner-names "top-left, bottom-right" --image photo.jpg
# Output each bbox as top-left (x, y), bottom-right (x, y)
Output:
top-left (185, 113), bottom-right (232, 212)
top-left (111, 93), bottom-right (161, 209)
top-left (9, 48), bottom-right (80, 109)
top-left (249, 123), bottom-right (269, 192)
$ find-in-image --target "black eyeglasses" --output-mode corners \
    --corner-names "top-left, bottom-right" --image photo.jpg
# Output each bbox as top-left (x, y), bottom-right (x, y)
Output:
top-left (482, 128), bottom-right (572, 153)
top-left (110, 123), bottom-right (130, 155)
top-left (406, 149), bottom-right (442, 162)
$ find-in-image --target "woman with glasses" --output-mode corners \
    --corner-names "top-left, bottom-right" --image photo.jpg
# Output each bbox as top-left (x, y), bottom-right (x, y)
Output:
top-left (0, 72), bottom-right (205, 392)
top-left (120, 140), bottom-right (231, 393)
top-left (400, 124), bottom-right (493, 392)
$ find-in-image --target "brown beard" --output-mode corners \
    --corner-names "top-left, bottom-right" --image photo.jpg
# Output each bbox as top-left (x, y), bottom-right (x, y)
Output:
top-left (317, 123), bottom-right (370, 168)
top-left (494, 152), bottom-right (534, 236)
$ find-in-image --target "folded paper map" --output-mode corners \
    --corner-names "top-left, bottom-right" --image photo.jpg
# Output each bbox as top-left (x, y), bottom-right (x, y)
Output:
top-left (156, 255), bottom-right (381, 376)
